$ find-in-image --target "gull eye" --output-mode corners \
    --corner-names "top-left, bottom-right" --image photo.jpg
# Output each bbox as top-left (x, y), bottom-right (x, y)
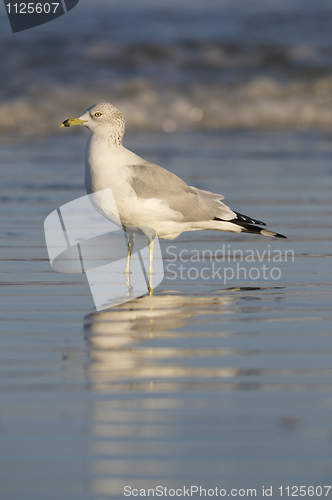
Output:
top-left (94, 112), bottom-right (102, 117)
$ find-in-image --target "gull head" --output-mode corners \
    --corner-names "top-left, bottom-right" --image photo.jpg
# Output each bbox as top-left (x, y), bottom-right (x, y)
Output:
top-left (61, 102), bottom-right (125, 145)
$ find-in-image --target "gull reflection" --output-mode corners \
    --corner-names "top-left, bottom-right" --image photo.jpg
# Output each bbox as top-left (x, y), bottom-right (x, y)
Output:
top-left (83, 287), bottom-right (293, 498)
top-left (83, 289), bottom-right (257, 392)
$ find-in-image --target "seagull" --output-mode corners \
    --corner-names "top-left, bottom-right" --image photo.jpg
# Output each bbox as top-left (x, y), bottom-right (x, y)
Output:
top-left (61, 102), bottom-right (286, 293)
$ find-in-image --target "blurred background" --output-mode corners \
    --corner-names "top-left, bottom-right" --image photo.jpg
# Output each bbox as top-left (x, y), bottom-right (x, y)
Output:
top-left (2, 0), bottom-right (332, 137)
top-left (1, 2), bottom-right (332, 500)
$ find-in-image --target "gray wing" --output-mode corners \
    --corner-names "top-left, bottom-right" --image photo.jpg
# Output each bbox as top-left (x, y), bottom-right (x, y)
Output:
top-left (127, 161), bottom-right (236, 222)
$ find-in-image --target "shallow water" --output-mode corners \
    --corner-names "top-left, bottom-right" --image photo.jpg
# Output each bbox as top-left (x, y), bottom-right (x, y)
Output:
top-left (0, 130), bottom-right (332, 499)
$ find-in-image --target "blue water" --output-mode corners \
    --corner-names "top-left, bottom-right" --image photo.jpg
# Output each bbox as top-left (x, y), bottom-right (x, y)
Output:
top-left (2, 0), bottom-right (332, 136)
top-left (1, 1), bottom-right (332, 498)
top-left (1, 129), bottom-right (332, 499)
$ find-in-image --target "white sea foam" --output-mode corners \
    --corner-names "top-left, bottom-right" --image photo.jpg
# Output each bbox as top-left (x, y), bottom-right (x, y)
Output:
top-left (2, 4), bottom-right (332, 138)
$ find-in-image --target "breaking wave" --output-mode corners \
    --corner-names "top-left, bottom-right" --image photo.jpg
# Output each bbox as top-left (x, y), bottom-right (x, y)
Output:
top-left (2, 9), bottom-right (332, 138)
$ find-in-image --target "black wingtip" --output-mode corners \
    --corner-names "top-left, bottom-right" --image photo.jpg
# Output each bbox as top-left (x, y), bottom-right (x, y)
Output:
top-left (214, 216), bottom-right (287, 239)
top-left (233, 211), bottom-right (266, 226)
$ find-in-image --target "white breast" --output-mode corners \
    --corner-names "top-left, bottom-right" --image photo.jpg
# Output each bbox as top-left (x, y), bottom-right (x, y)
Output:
top-left (84, 135), bottom-right (182, 233)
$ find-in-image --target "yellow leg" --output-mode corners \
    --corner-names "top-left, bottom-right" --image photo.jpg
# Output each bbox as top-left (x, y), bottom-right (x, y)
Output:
top-left (148, 237), bottom-right (154, 296)
top-left (125, 268), bottom-right (133, 293)
top-left (124, 233), bottom-right (134, 274)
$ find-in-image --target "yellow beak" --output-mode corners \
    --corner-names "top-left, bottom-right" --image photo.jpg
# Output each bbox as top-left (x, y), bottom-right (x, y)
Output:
top-left (61, 117), bottom-right (87, 128)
